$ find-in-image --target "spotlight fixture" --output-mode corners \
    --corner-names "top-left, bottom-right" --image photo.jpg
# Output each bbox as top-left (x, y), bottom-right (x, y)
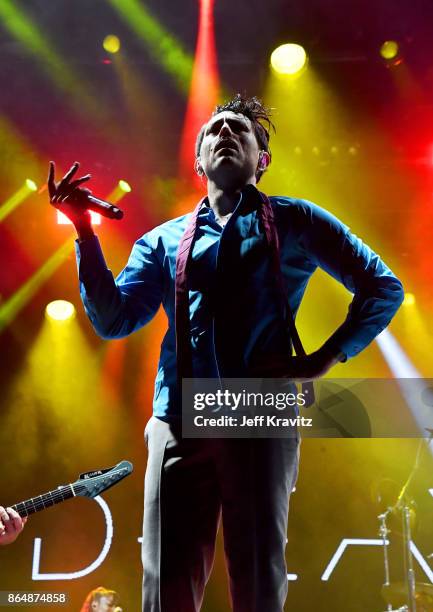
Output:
top-left (46, 300), bottom-right (76, 321)
top-left (403, 292), bottom-right (415, 306)
top-left (270, 43), bottom-right (307, 76)
top-left (118, 180), bottom-right (131, 193)
top-left (25, 179), bottom-right (37, 191)
top-left (380, 40), bottom-right (402, 66)
top-left (103, 35), bottom-right (121, 54)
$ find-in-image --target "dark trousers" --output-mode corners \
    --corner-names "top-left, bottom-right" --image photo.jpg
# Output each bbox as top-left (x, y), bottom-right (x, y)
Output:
top-left (142, 417), bottom-right (300, 612)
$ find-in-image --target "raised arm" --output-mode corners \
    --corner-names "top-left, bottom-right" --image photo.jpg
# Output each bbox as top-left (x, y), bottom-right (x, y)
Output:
top-left (48, 162), bottom-right (164, 339)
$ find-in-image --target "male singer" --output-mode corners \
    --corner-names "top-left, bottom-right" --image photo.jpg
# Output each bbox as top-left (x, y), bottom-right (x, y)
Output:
top-left (48, 95), bottom-right (404, 612)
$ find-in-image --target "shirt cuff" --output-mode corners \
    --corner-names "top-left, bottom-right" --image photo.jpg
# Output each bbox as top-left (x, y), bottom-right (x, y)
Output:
top-left (75, 235), bottom-right (109, 280)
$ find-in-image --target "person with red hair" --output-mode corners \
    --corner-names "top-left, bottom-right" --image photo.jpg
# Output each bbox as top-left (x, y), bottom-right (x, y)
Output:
top-left (79, 586), bottom-right (120, 612)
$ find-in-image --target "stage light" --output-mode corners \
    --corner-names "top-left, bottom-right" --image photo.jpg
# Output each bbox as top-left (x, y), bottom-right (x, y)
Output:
top-left (380, 40), bottom-right (399, 60)
top-left (179, 0), bottom-right (219, 179)
top-left (108, 0), bottom-right (193, 94)
top-left (106, 179), bottom-right (134, 204)
top-left (380, 40), bottom-right (402, 67)
top-left (270, 44), bottom-right (307, 76)
top-left (46, 300), bottom-right (75, 322)
top-left (25, 178), bottom-right (37, 191)
top-left (118, 179), bottom-right (131, 192)
top-left (0, 0), bottom-right (113, 127)
top-left (56, 210), bottom-right (101, 225)
top-left (403, 292), bottom-right (416, 306)
top-left (0, 180), bottom-right (38, 223)
top-left (103, 35), bottom-right (121, 54)
top-left (375, 329), bottom-right (433, 454)
top-left (0, 239), bottom-right (75, 332)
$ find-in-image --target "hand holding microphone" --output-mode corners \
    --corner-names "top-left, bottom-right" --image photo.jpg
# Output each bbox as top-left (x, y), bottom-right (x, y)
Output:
top-left (47, 161), bottom-right (124, 229)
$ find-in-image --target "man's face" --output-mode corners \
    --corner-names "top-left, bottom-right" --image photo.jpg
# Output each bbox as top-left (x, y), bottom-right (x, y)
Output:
top-left (197, 111), bottom-right (261, 188)
top-left (92, 596), bottom-right (116, 612)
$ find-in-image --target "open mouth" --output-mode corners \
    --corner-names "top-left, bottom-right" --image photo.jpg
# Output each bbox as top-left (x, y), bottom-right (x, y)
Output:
top-left (214, 139), bottom-right (238, 153)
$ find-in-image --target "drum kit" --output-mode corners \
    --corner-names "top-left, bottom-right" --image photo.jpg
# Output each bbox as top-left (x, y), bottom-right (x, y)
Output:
top-left (375, 438), bottom-right (433, 612)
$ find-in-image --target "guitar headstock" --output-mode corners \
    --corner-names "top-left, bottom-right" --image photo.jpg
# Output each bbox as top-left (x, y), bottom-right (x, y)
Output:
top-left (73, 460), bottom-right (133, 498)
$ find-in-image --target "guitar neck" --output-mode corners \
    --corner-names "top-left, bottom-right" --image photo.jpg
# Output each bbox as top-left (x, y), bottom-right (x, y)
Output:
top-left (9, 461), bottom-right (133, 518)
top-left (11, 484), bottom-right (76, 518)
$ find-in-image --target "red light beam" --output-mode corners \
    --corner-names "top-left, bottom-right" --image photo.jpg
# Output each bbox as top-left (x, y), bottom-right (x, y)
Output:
top-left (179, 0), bottom-right (219, 183)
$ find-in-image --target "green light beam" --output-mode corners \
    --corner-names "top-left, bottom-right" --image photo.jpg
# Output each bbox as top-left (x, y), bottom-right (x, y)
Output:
top-left (0, 238), bottom-right (75, 332)
top-left (0, 0), bottom-right (114, 125)
top-left (0, 183), bottom-right (34, 223)
top-left (108, 0), bottom-right (193, 94)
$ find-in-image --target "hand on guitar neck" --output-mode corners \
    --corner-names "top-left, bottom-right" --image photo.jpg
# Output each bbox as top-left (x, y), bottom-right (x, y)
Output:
top-left (0, 506), bottom-right (27, 546)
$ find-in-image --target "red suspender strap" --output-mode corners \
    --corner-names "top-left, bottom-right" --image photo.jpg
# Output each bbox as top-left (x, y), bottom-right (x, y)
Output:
top-left (258, 191), bottom-right (306, 357)
top-left (259, 191), bottom-right (315, 404)
top-left (175, 200), bottom-right (204, 382)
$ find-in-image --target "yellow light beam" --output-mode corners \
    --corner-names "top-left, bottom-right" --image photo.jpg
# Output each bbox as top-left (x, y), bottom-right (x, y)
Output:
top-left (0, 238), bottom-right (75, 332)
top-left (106, 180), bottom-right (132, 204)
top-left (1, 314), bottom-right (125, 470)
top-left (0, 116), bottom-right (46, 187)
top-left (262, 67), bottom-right (405, 378)
top-left (0, 181), bottom-right (37, 223)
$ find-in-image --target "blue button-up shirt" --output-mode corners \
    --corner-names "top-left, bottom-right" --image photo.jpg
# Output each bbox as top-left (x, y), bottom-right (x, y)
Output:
top-left (75, 192), bottom-right (404, 420)
top-left (187, 202), bottom-right (231, 379)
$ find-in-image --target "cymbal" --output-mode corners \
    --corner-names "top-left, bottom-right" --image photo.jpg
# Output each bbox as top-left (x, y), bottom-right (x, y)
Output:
top-left (382, 582), bottom-right (433, 607)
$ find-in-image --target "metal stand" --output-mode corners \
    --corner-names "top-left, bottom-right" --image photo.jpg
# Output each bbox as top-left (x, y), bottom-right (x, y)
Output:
top-left (402, 503), bottom-right (417, 612)
top-left (393, 438), bottom-right (425, 612)
top-left (378, 509), bottom-right (393, 611)
top-left (379, 435), bottom-right (433, 612)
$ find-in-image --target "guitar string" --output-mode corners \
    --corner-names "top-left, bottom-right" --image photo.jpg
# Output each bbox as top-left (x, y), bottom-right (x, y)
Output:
top-left (12, 467), bottom-right (127, 516)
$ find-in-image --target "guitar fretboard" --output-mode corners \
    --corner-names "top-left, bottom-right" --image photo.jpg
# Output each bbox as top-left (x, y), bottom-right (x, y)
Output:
top-left (12, 484), bottom-right (76, 518)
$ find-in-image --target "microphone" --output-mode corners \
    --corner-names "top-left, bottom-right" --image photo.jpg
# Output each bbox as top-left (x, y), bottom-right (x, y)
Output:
top-left (86, 195), bottom-right (124, 220)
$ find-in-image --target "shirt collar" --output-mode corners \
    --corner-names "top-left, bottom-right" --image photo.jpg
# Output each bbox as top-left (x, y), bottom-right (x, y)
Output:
top-left (198, 192), bottom-right (243, 219)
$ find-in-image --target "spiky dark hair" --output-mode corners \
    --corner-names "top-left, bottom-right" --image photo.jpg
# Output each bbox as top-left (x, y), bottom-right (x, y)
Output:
top-left (195, 94), bottom-right (275, 182)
